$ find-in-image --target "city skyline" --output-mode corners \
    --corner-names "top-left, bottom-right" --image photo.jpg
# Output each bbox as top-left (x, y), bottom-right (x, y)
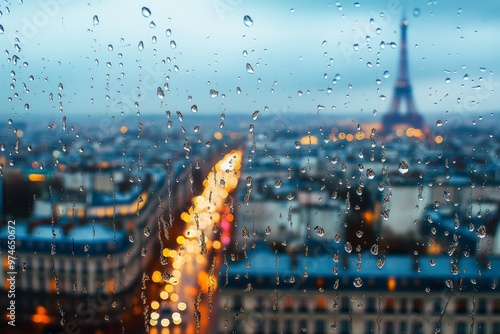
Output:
top-left (0, 0), bottom-right (499, 120)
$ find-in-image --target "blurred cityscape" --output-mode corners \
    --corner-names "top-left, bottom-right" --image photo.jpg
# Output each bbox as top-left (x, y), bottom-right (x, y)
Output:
top-left (1, 18), bottom-right (500, 334)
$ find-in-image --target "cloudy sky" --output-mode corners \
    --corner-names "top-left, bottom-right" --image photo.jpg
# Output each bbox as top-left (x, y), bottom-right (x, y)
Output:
top-left (1, 0), bottom-right (499, 122)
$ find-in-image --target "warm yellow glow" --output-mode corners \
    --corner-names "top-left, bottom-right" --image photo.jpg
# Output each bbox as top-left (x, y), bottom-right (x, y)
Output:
top-left (406, 128), bottom-right (414, 137)
top-left (172, 312), bottom-right (181, 321)
top-left (161, 318), bottom-right (170, 327)
top-left (160, 291), bottom-right (169, 300)
top-left (106, 207), bottom-right (114, 217)
top-left (355, 132), bottom-right (365, 140)
top-left (212, 240), bottom-right (221, 250)
top-left (300, 135), bottom-right (318, 145)
top-left (428, 241), bottom-right (442, 254)
top-left (196, 254), bottom-right (206, 265)
top-left (388, 277), bottom-right (397, 291)
top-left (214, 131), bottom-right (223, 140)
top-left (120, 126), bottom-right (128, 134)
top-left (97, 208), bottom-right (105, 218)
top-left (361, 211), bottom-right (375, 224)
top-left (100, 161), bottom-right (109, 169)
top-left (152, 271), bottom-right (163, 283)
top-left (338, 132), bottom-right (346, 140)
top-left (28, 174), bottom-right (46, 182)
top-left (346, 133), bottom-right (354, 142)
top-left (150, 319), bottom-right (158, 326)
top-left (151, 301), bottom-right (160, 310)
top-left (165, 284), bottom-right (174, 293)
top-left (162, 248), bottom-right (171, 257)
top-left (435, 135), bottom-right (443, 144)
top-left (176, 236), bottom-right (185, 245)
top-left (396, 128), bottom-right (404, 137)
top-left (173, 318), bottom-right (182, 325)
top-left (177, 302), bottom-right (187, 311)
top-left (170, 293), bottom-right (179, 302)
top-left (151, 311), bottom-right (160, 320)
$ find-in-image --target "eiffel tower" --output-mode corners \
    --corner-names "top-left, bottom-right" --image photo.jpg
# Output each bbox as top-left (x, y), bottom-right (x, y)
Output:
top-left (380, 19), bottom-right (430, 138)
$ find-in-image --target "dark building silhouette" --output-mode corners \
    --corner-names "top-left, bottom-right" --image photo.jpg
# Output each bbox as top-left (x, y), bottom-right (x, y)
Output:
top-left (380, 19), bottom-right (430, 138)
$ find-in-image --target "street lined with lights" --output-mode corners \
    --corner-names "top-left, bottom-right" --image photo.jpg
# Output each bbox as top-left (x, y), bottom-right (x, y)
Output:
top-left (149, 150), bottom-right (242, 333)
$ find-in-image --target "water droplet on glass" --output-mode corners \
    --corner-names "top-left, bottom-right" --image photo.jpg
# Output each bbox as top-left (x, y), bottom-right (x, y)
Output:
top-left (265, 226), bottom-right (271, 235)
top-left (429, 259), bottom-right (436, 266)
top-left (251, 110), bottom-right (260, 120)
top-left (191, 105), bottom-right (198, 113)
top-left (445, 78), bottom-right (451, 83)
top-left (398, 161), bottom-right (409, 174)
top-left (344, 242), bottom-right (352, 253)
top-left (138, 41), bottom-right (144, 51)
top-left (144, 226), bottom-right (151, 237)
top-left (314, 226), bottom-right (325, 237)
top-left (370, 244), bottom-right (378, 255)
top-left (246, 63), bottom-right (254, 74)
top-left (376, 258), bottom-right (386, 268)
top-left (242, 227), bottom-right (250, 239)
top-left (92, 15), bottom-right (99, 26)
top-left (436, 120), bottom-right (443, 127)
top-left (353, 277), bottom-right (363, 288)
top-left (157, 87), bottom-right (164, 99)
top-left (0, 25), bottom-right (4, 34)
top-left (413, 8), bottom-right (420, 17)
top-left (476, 225), bottom-right (486, 239)
top-left (210, 89), bottom-right (218, 98)
top-left (294, 141), bottom-right (301, 149)
top-left (243, 15), bottom-right (253, 27)
top-left (383, 71), bottom-right (390, 78)
top-left (170, 40), bottom-right (177, 49)
top-left (142, 7), bottom-right (151, 17)
top-left (141, 246), bottom-right (147, 257)
top-left (274, 179), bottom-right (282, 188)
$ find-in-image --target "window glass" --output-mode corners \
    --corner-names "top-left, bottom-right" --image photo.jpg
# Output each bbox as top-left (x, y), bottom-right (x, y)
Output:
top-left (0, 1), bottom-right (499, 334)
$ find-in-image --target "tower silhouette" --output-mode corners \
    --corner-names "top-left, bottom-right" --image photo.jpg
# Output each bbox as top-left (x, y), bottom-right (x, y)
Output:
top-left (380, 19), bottom-right (430, 138)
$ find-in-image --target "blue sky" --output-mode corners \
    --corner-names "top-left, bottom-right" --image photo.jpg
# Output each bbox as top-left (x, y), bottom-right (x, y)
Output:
top-left (1, 0), bottom-right (499, 121)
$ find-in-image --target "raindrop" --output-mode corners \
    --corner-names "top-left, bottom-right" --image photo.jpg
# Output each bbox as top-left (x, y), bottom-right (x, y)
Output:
top-left (246, 63), bottom-right (254, 74)
top-left (141, 7), bottom-right (151, 17)
top-left (366, 168), bottom-right (375, 179)
top-left (191, 105), bottom-right (198, 113)
top-left (22, 262), bottom-right (27, 271)
top-left (294, 141), bottom-right (301, 149)
top-left (429, 259), bottom-right (436, 266)
top-left (141, 246), bottom-right (147, 257)
top-left (92, 15), bottom-right (99, 26)
top-left (243, 15), bottom-right (253, 27)
top-left (398, 161), bottom-right (409, 174)
top-left (274, 179), bottom-right (282, 188)
top-left (370, 244), bottom-right (378, 255)
top-left (476, 225), bottom-right (486, 239)
top-left (413, 8), bottom-right (421, 17)
top-left (0, 25), bottom-right (3, 34)
top-left (383, 71), bottom-right (390, 78)
top-left (252, 110), bottom-right (260, 120)
top-left (376, 258), bottom-right (385, 268)
top-left (157, 87), bottom-right (164, 99)
top-left (314, 226), bottom-right (325, 237)
top-left (246, 176), bottom-right (253, 186)
top-left (436, 120), bottom-right (443, 127)
top-left (344, 242), bottom-right (352, 253)
top-left (353, 277), bottom-right (363, 288)
top-left (138, 41), bottom-right (144, 51)
top-left (144, 226), bottom-right (151, 237)
top-left (210, 89), bottom-right (218, 98)
top-left (242, 227), bottom-right (250, 239)
top-left (265, 226), bottom-right (271, 235)
top-left (170, 40), bottom-right (177, 49)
